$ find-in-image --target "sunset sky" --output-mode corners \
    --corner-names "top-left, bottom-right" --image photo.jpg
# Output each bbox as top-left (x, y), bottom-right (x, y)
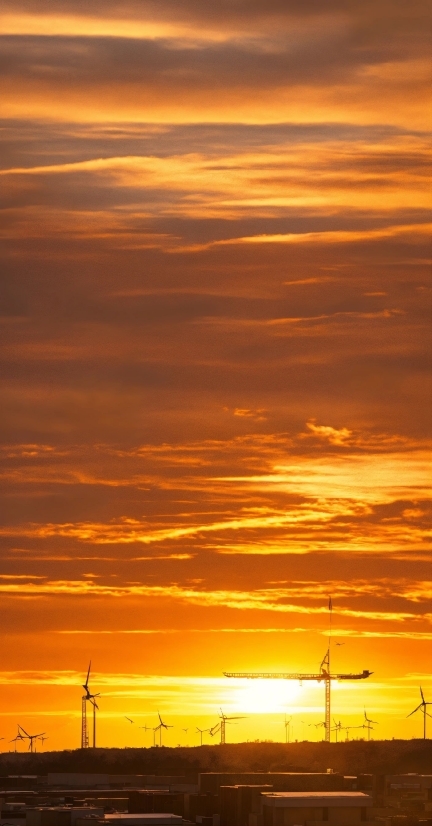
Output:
top-left (0, 0), bottom-right (431, 750)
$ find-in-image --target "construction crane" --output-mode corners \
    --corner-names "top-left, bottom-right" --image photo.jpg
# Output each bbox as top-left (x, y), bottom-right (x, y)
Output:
top-left (224, 598), bottom-right (372, 743)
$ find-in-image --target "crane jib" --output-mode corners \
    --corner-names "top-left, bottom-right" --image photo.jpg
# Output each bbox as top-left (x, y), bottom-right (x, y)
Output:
top-left (223, 671), bottom-right (372, 681)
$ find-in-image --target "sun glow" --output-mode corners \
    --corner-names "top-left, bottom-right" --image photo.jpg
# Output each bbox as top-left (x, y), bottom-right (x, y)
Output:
top-left (230, 679), bottom-right (302, 714)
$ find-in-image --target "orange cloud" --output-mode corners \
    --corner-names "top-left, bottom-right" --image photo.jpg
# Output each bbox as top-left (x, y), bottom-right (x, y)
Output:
top-left (0, 0), bottom-right (430, 742)
top-left (0, 577), bottom-right (429, 624)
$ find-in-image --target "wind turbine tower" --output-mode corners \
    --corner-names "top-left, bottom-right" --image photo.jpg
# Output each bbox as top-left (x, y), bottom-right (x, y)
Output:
top-left (407, 687), bottom-right (432, 739)
top-left (196, 726), bottom-right (211, 746)
top-left (156, 712), bottom-right (173, 746)
top-left (331, 719), bottom-right (343, 743)
top-left (283, 715), bottom-right (292, 744)
top-left (363, 709), bottom-right (378, 741)
top-left (81, 662), bottom-right (90, 748)
top-left (81, 695), bottom-right (89, 749)
top-left (81, 661), bottom-right (100, 748)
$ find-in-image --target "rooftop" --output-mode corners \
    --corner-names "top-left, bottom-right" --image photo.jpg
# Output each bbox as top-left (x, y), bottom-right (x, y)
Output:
top-left (261, 792), bottom-right (373, 808)
top-left (104, 812), bottom-right (183, 824)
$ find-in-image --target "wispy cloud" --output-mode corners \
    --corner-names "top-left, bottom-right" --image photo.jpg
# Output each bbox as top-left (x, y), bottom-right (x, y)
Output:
top-left (55, 627), bottom-right (432, 641)
top-left (0, 578), bottom-right (430, 625)
top-left (0, 0), bottom-right (430, 743)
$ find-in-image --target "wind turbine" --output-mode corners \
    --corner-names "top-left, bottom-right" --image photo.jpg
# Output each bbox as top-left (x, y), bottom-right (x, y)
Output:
top-left (283, 715), bottom-right (292, 744)
top-left (82, 661), bottom-right (100, 748)
top-left (299, 720), bottom-right (308, 741)
top-left (152, 725), bottom-right (160, 747)
top-left (156, 712), bottom-right (173, 746)
top-left (10, 728), bottom-right (25, 752)
top-left (331, 719), bottom-right (343, 743)
top-left (407, 687), bottom-right (432, 739)
top-left (38, 736), bottom-right (49, 751)
top-left (196, 726), bottom-right (211, 746)
top-left (125, 717), bottom-right (134, 724)
top-left (217, 709), bottom-right (246, 745)
top-left (363, 709), bottom-right (378, 741)
top-left (332, 717), bottom-right (343, 743)
top-left (309, 721), bottom-right (326, 741)
top-left (18, 725), bottom-right (46, 753)
top-left (140, 724), bottom-right (158, 746)
top-left (81, 661), bottom-right (90, 748)
top-left (139, 724), bottom-right (151, 739)
top-left (343, 724), bottom-right (363, 742)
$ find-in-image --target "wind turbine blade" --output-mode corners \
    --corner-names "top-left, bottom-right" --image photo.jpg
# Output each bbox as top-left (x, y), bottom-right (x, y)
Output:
top-left (420, 686), bottom-right (425, 703)
top-left (85, 661), bottom-right (91, 687)
top-left (407, 704), bottom-right (423, 717)
top-left (18, 726), bottom-right (30, 737)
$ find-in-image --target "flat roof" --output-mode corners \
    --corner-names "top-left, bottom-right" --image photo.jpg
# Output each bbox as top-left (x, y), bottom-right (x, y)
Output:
top-left (104, 812), bottom-right (183, 823)
top-left (27, 807), bottom-right (103, 812)
top-left (261, 792), bottom-right (372, 808)
top-left (263, 793), bottom-right (371, 798)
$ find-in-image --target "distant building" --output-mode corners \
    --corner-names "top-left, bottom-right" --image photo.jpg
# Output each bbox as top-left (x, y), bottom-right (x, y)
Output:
top-left (199, 775), bottom-right (345, 796)
top-left (26, 806), bottom-right (104, 826)
top-left (259, 791), bottom-right (373, 826)
top-left (75, 816), bottom-right (186, 826)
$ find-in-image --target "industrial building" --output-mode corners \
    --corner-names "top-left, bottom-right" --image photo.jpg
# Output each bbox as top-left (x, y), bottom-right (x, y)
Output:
top-left (259, 791), bottom-right (372, 826)
top-left (0, 772), bottom-right (431, 826)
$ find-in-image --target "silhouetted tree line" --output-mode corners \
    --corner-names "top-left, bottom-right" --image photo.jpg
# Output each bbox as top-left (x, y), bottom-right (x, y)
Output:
top-left (0, 741), bottom-right (431, 778)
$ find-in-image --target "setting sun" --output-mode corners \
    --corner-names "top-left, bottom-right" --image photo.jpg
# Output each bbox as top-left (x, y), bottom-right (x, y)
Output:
top-left (230, 679), bottom-right (302, 714)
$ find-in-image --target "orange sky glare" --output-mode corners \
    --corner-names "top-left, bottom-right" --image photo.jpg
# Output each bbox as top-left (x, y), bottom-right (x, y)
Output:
top-left (0, 0), bottom-right (431, 751)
